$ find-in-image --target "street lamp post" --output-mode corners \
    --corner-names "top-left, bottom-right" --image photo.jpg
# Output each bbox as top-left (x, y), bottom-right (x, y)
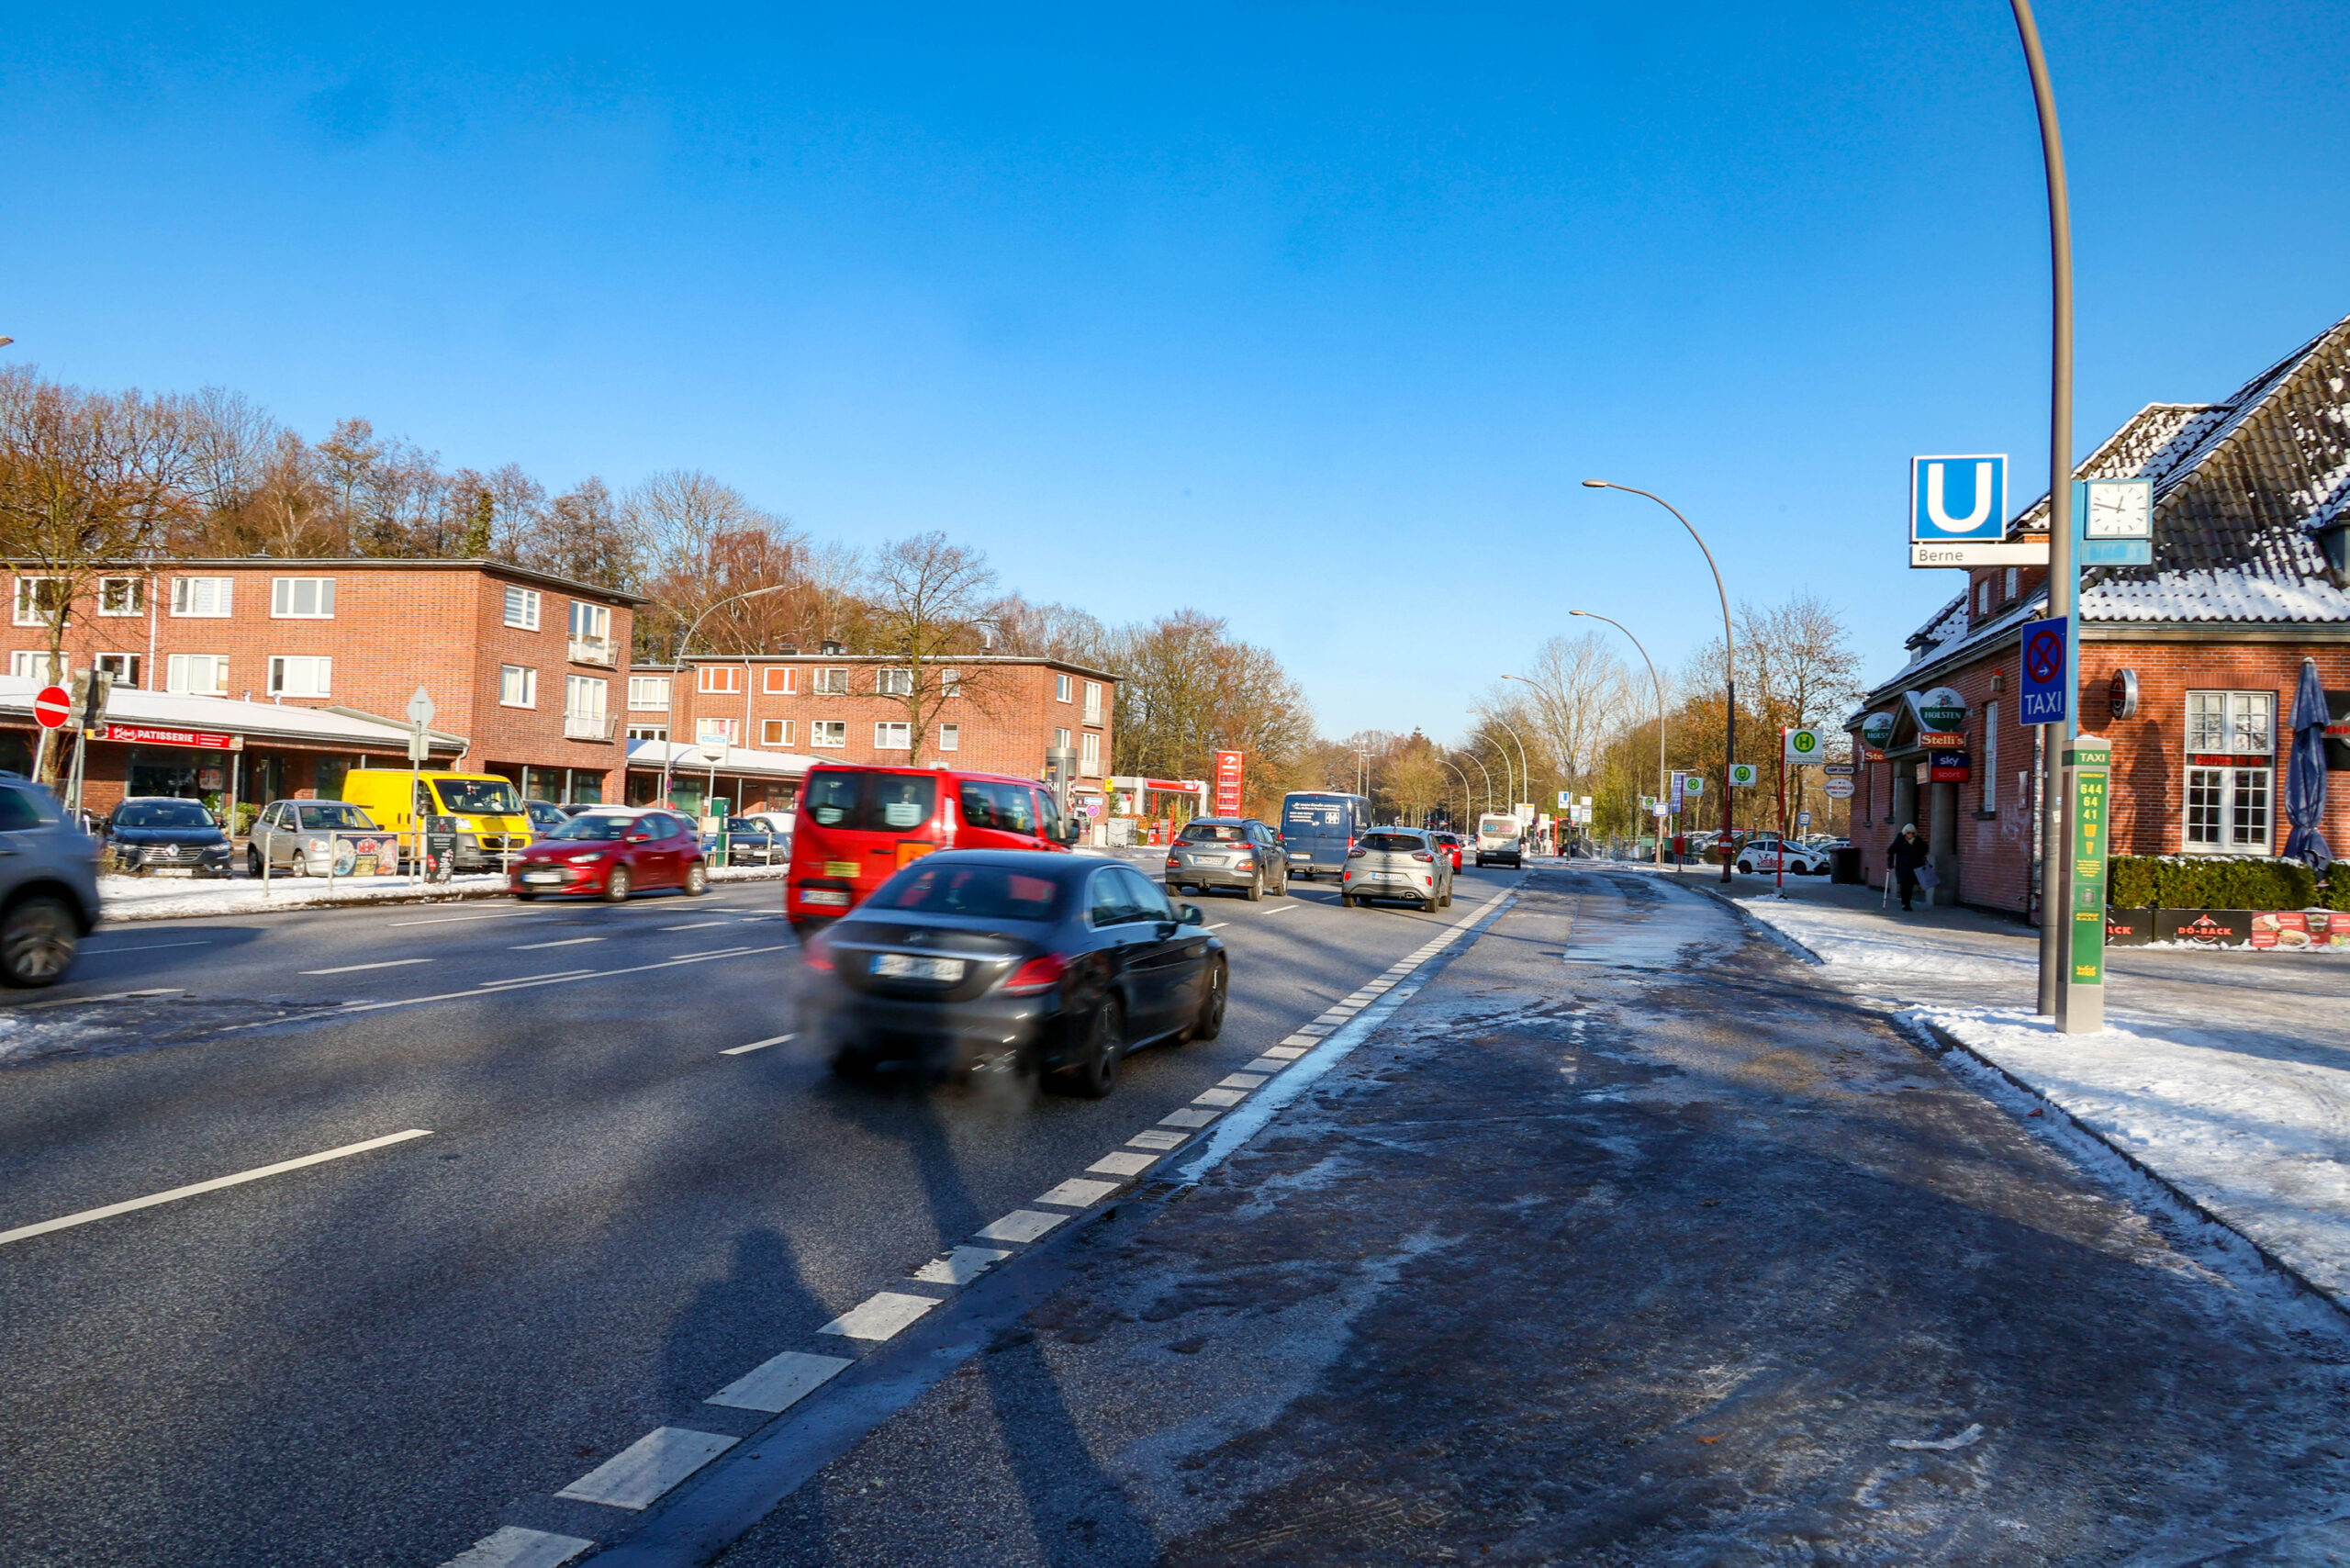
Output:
top-left (1570, 610), bottom-right (1669, 869)
top-left (1440, 757), bottom-right (1476, 824)
top-left (1460, 750), bottom-right (1496, 814)
top-left (661, 583), bottom-right (793, 806)
top-left (1583, 481), bottom-right (1736, 881)
top-left (1485, 701), bottom-right (1538, 845)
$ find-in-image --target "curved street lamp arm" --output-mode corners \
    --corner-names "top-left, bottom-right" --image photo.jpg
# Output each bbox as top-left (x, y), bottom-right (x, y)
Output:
top-left (1570, 609), bottom-right (1669, 864)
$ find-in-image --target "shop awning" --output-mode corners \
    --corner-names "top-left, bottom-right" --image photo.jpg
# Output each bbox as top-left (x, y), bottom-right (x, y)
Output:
top-left (624, 738), bottom-right (816, 779)
top-left (0, 678), bottom-right (468, 756)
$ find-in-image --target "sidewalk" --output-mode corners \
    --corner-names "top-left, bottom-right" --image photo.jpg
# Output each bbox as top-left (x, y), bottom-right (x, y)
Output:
top-left (1710, 868), bottom-right (2350, 1313)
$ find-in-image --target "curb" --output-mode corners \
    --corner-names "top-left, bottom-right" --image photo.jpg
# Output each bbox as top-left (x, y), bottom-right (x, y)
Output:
top-left (97, 866), bottom-right (789, 924)
top-left (1677, 871), bottom-right (2350, 1323)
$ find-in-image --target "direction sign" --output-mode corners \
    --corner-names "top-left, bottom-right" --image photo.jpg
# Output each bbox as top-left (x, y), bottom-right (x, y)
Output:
top-left (1783, 727), bottom-right (1824, 763)
top-left (31, 685), bottom-right (70, 729)
top-left (2019, 615), bottom-right (2069, 724)
top-left (1728, 763), bottom-right (1758, 788)
top-left (1824, 776), bottom-right (1856, 801)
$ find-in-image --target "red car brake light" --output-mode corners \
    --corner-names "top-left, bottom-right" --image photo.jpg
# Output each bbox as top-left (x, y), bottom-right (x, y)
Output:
top-left (800, 933), bottom-right (835, 971)
top-left (1002, 952), bottom-right (1068, 995)
top-left (1411, 850), bottom-right (1434, 861)
top-left (1346, 847), bottom-right (1367, 859)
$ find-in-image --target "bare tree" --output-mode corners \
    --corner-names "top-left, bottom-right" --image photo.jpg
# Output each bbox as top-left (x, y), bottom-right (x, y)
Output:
top-left (1112, 610), bottom-right (1314, 814)
top-left (865, 532), bottom-right (1001, 760)
top-left (1516, 632), bottom-right (1631, 786)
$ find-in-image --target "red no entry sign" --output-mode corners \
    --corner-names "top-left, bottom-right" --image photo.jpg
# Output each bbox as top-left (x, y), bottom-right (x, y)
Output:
top-left (32, 685), bottom-right (71, 729)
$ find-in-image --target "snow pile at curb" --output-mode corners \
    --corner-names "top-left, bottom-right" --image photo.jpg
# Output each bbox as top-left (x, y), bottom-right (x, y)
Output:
top-left (96, 865), bottom-right (788, 923)
top-left (1915, 1005), bottom-right (2350, 1305)
top-left (1729, 894), bottom-right (2031, 982)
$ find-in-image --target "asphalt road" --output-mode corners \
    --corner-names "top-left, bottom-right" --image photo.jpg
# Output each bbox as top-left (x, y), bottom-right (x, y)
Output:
top-left (0, 855), bottom-right (1516, 1568)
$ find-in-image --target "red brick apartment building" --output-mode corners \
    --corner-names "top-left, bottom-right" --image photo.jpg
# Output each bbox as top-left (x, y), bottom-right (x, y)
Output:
top-left (621, 651), bottom-right (1116, 818)
top-left (1847, 311), bottom-right (2350, 915)
top-left (0, 558), bottom-right (643, 814)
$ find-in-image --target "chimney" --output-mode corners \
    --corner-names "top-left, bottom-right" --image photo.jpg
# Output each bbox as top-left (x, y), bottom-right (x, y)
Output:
top-left (820, 640), bottom-right (844, 656)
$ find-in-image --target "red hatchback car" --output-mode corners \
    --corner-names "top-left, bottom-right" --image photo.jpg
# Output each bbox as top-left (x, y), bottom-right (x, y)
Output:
top-left (509, 807), bottom-right (711, 902)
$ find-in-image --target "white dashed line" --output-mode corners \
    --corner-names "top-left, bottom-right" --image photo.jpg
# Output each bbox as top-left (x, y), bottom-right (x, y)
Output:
top-left (1035, 1177), bottom-right (1121, 1208)
top-left (1292, 1025), bottom-right (1334, 1038)
top-left (1192, 1087), bottom-right (1246, 1108)
top-left (387, 911), bottom-right (553, 927)
top-left (1160, 1107), bottom-right (1221, 1129)
top-left (705, 1350), bottom-right (853, 1413)
top-left (1127, 1128), bottom-right (1190, 1150)
top-left (477, 969), bottom-right (596, 988)
top-left (555, 1427), bottom-right (738, 1509)
top-left (721, 1033), bottom-right (795, 1056)
top-left (1088, 1150), bottom-right (1159, 1177)
top-left (0, 1128), bottom-right (433, 1249)
top-left (912, 1246), bottom-right (1011, 1285)
top-left (512, 936), bottom-right (605, 950)
top-left (299, 958), bottom-right (431, 976)
top-left (661, 920), bottom-right (735, 931)
top-left (1217, 1073), bottom-right (1269, 1090)
top-left (976, 1209), bottom-right (1069, 1243)
top-left (437, 1525), bottom-right (596, 1568)
top-left (819, 1291), bottom-right (941, 1341)
top-left (1243, 1057), bottom-right (1289, 1072)
top-left (1204, 923), bottom-right (1229, 930)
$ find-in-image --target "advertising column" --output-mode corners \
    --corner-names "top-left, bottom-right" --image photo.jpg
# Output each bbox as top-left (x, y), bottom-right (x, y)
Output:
top-left (1212, 750), bottom-right (1245, 817)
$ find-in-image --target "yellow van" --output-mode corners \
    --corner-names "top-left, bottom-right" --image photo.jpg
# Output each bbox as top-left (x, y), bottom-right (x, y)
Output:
top-left (338, 770), bottom-right (532, 872)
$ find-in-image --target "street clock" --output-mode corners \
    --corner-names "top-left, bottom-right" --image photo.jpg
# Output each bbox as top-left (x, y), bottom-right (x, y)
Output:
top-left (2084, 479), bottom-right (2153, 539)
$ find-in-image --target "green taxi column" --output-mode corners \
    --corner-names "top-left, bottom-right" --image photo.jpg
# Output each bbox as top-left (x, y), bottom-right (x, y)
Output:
top-left (2059, 736), bottom-right (2109, 1032)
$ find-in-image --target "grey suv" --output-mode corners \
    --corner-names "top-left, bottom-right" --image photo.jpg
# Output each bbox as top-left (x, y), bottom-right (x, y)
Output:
top-left (0, 778), bottom-right (99, 986)
top-left (1164, 816), bottom-right (1288, 901)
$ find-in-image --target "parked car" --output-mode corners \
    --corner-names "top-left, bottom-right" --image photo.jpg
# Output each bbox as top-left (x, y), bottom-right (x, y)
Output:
top-left (1342, 827), bottom-right (1455, 912)
top-left (788, 766), bottom-right (1079, 935)
top-left (1734, 834), bottom-right (1830, 876)
top-left (340, 769), bottom-right (532, 872)
top-left (1432, 831), bottom-right (1464, 871)
top-left (248, 800), bottom-right (395, 877)
top-left (524, 800), bottom-right (569, 837)
top-left (702, 815), bottom-right (789, 866)
top-left (509, 807), bottom-right (710, 901)
top-left (1164, 816), bottom-right (1287, 900)
top-left (0, 777), bottom-right (99, 986)
top-left (800, 850), bottom-right (1225, 1094)
top-left (1472, 812), bottom-right (1522, 868)
top-left (103, 797), bottom-right (233, 878)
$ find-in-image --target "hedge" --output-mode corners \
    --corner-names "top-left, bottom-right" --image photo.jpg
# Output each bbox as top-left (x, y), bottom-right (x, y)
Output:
top-left (2105, 855), bottom-right (2350, 911)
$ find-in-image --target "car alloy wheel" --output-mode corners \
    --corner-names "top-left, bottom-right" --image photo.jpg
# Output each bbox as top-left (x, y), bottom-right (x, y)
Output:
top-left (684, 860), bottom-right (709, 895)
top-left (1245, 871), bottom-right (1263, 902)
top-left (0, 895), bottom-right (78, 988)
top-left (1069, 997), bottom-right (1123, 1099)
top-left (603, 865), bottom-right (632, 902)
top-left (1190, 958), bottom-right (1226, 1042)
top-left (247, 847), bottom-right (263, 879)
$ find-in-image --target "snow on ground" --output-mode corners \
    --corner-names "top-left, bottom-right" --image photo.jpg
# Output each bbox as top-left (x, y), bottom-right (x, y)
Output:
top-left (95, 865), bottom-right (788, 922)
top-left (1731, 885), bottom-right (2350, 1309)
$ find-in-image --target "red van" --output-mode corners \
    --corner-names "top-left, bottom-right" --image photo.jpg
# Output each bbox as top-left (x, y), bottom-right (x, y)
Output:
top-left (787, 765), bottom-right (1080, 934)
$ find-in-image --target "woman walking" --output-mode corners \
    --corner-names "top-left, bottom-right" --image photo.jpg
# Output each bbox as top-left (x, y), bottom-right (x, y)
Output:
top-left (1889, 823), bottom-right (1930, 912)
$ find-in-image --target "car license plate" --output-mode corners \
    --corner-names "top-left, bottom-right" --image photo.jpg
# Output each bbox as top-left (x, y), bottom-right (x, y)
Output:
top-left (801, 889), bottom-right (850, 907)
top-left (872, 952), bottom-right (965, 981)
top-left (522, 871), bottom-right (563, 884)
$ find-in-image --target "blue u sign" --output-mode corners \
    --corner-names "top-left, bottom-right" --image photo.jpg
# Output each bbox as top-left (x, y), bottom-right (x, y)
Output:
top-left (1911, 454), bottom-right (2009, 543)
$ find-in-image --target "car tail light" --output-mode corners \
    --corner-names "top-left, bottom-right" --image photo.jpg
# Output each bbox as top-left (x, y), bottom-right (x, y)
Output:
top-left (1002, 952), bottom-right (1068, 995)
top-left (800, 933), bottom-right (835, 971)
top-left (1411, 850), bottom-right (1434, 862)
top-left (1347, 847), bottom-right (1367, 859)
top-left (1166, 856), bottom-right (1180, 867)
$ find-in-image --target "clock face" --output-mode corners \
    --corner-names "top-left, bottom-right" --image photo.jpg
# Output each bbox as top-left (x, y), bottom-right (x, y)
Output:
top-left (2086, 480), bottom-right (2152, 538)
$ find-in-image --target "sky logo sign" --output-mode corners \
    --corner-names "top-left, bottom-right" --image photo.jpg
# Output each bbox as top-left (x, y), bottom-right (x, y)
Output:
top-left (1910, 454), bottom-right (2008, 543)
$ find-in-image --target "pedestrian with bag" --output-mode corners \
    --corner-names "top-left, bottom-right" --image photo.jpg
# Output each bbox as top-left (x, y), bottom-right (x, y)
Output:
top-left (1889, 823), bottom-right (1930, 912)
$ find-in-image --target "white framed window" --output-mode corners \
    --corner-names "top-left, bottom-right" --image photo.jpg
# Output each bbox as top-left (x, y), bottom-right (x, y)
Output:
top-left (941, 667), bottom-right (961, 698)
top-left (1055, 673), bottom-right (1073, 702)
top-left (764, 666), bottom-right (798, 695)
top-left (504, 586), bottom-right (542, 630)
top-left (813, 666), bottom-right (849, 696)
top-left (13, 577), bottom-right (64, 627)
top-left (696, 717), bottom-right (738, 747)
top-left (9, 650), bottom-right (64, 681)
top-left (811, 719), bottom-right (847, 748)
top-left (94, 652), bottom-right (140, 689)
top-left (565, 675), bottom-right (611, 739)
top-left (568, 600), bottom-right (611, 641)
top-left (271, 577), bottom-right (336, 618)
top-left (2185, 689), bottom-right (2277, 854)
top-left (166, 654), bottom-right (229, 696)
top-left (698, 665), bottom-right (743, 694)
top-left (1975, 578), bottom-right (1989, 616)
top-left (875, 721), bottom-right (912, 749)
top-left (627, 723), bottom-right (669, 742)
top-left (267, 655), bottom-right (332, 698)
top-left (1083, 680), bottom-right (1102, 723)
top-left (499, 665), bottom-right (537, 708)
top-left (2187, 690), bottom-right (2275, 756)
top-left (1053, 727), bottom-right (1070, 751)
top-left (2188, 767), bottom-right (2271, 852)
top-left (97, 577), bottom-right (145, 617)
top-left (171, 577), bottom-right (233, 618)
top-left (2002, 566), bottom-right (2020, 601)
top-left (1080, 731), bottom-right (1101, 773)
top-left (939, 722), bottom-right (960, 752)
top-left (761, 719), bottom-right (795, 747)
top-left (878, 667), bottom-right (912, 696)
top-left (628, 676), bottom-right (671, 711)
top-left (1980, 700), bottom-right (1998, 812)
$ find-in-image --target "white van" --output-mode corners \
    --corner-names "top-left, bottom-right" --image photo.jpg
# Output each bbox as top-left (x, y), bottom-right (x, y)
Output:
top-left (1473, 812), bottom-right (1522, 868)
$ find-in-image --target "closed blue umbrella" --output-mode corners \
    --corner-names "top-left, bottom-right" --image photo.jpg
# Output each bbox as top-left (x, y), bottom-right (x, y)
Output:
top-left (2285, 656), bottom-right (2333, 869)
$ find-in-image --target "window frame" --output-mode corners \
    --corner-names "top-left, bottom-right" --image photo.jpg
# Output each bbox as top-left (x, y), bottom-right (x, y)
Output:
top-left (171, 577), bottom-right (234, 618)
top-left (8, 650), bottom-right (64, 682)
top-left (1055, 673), bottom-right (1073, 702)
top-left (763, 666), bottom-right (798, 695)
top-left (627, 675), bottom-right (671, 711)
top-left (695, 716), bottom-right (738, 747)
top-left (266, 655), bottom-right (332, 698)
top-left (878, 667), bottom-right (913, 697)
top-left (504, 585), bottom-right (543, 631)
top-left (270, 576), bottom-right (337, 619)
top-left (698, 664), bottom-right (744, 695)
top-left (760, 718), bottom-right (795, 748)
top-left (93, 652), bottom-right (140, 689)
top-left (813, 666), bottom-right (849, 696)
top-left (568, 600), bottom-right (612, 641)
top-left (939, 722), bottom-right (960, 752)
top-left (96, 576), bottom-right (145, 618)
top-left (166, 653), bottom-right (229, 696)
top-left (499, 665), bottom-right (538, 709)
top-left (810, 719), bottom-right (848, 749)
top-left (13, 577), bottom-right (64, 627)
top-left (1080, 731), bottom-right (1101, 772)
top-left (874, 721), bottom-right (912, 750)
top-left (2183, 689), bottom-right (2277, 855)
top-left (565, 674), bottom-right (610, 719)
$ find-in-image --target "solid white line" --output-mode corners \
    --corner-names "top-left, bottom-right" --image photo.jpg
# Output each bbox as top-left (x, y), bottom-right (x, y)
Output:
top-left (705, 1350), bottom-right (854, 1413)
top-left (386, 910), bottom-right (554, 926)
top-left (1035, 1177), bottom-right (1122, 1208)
top-left (818, 1291), bottom-right (940, 1341)
top-left (300, 958), bottom-right (432, 976)
top-left (438, 1526), bottom-right (597, 1568)
top-left (721, 1033), bottom-right (795, 1056)
top-left (512, 936), bottom-right (604, 950)
top-left (0, 1128), bottom-right (433, 1248)
top-left (477, 969), bottom-right (596, 988)
top-left (975, 1209), bottom-right (1067, 1244)
top-left (84, 940), bottom-right (213, 956)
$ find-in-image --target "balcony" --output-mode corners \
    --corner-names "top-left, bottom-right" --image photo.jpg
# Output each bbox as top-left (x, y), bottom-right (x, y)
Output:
top-left (564, 711), bottom-right (615, 742)
top-left (568, 634), bottom-right (618, 668)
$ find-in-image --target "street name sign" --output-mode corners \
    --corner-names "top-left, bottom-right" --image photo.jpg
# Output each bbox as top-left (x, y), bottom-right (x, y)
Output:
top-left (2018, 616), bottom-right (2069, 724)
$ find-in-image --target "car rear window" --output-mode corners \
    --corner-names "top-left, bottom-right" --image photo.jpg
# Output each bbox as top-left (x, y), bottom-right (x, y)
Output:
top-left (809, 771), bottom-right (939, 832)
top-left (1360, 832), bottom-right (1425, 853)
top-left (1179, 823), bottom-right (1248, 842)
top-left (868, 863), bottom-right (1065, 921)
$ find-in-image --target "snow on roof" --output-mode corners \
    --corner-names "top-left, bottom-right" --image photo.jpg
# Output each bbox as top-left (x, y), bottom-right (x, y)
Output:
top-left (0, 676), bottom-right (460, 750)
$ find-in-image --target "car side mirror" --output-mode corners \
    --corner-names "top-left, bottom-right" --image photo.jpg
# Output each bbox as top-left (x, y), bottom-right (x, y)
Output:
top-left (1179, 902), bottom-right (1205, 926)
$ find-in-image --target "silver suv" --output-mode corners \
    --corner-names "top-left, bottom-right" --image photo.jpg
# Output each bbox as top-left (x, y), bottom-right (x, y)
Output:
top-left (1341, 827), bottom-right (1455, 913)
top-left (1164, 817), bottom-right (1288, 901)
top-left (0, 778), bottom-right (100, 986)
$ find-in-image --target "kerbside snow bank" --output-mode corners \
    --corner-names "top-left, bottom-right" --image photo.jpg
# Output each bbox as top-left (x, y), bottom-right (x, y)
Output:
top-left (1736, 890), bottom-right (2350, 1308)
top-left (95, 865), bottom-right (788, 923)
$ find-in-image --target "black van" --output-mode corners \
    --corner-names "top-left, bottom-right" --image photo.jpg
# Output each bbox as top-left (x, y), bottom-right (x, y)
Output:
top-left (1280, 791), bottom-right (1371, 880)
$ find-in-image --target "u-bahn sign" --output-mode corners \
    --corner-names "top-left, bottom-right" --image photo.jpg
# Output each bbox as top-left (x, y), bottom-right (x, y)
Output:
top-left (1910, 454), bottom-right (2045, 566)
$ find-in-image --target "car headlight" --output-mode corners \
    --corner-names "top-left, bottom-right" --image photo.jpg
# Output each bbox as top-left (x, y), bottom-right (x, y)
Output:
top-left (566, 852), bottom-right (603, 866)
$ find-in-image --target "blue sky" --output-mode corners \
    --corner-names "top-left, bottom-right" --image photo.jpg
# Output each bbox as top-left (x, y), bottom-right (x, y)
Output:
top-left (4, 2), bottom-right (2344, 739)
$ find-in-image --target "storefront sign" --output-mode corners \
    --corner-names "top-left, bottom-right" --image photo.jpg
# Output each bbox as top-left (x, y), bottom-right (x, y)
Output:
top-left (2108, 668), bottom-right (2139, 722)
top-left (104, 723), bottom-right (241, 750)
top-left (2189, 754), bottom-right (2272, 768)
top-left (1212, 750), bottom-right (1245, 817)
top-left (2105, 909), bottom-right (2152, 946)
top-left (1916, 687), bottom-right (1967, 731)
top-left (1929, 750), bottom-right (1970, 782)
top-left (2066, 741), bottom-right (2110, 987)
top-left (1918, 731), bottom-right (1965, 749)
top-left (1859, 711), bottom-right (1896, 751)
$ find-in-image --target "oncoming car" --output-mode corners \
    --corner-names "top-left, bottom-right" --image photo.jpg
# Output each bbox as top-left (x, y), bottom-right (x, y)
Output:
top-left (800, 851), bottom-right (1225, 1095)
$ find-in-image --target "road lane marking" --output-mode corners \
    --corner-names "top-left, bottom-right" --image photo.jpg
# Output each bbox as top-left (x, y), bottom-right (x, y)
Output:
top-left (705, 1350), bottom-right (854, 1413)
top-left (1243, 1056), bottom-right (1290, 1072)
top-left (556, 1427), bottom-right (738, 1509)
top-left (1263, 1046), bottom-right (1308, 1060)
top-left (0, 1128), bottom-right (432, 1248)
top-left (477, 969), bottom-right (596, 988)
top-left (1160, 1106), bottom-right (1221, 1128)
top-left (1260, 905), bottom-right (1297, 916)
top-left (300, 958), bottom-right (431, 976)
top-left (1089, 1150), bottom-right (1159, 1177)
top-left (912, 1245), bottom-right (1011, 1286)
top-left (1192, 1087), bottom-right (1246, 1107)
top-left (1035, 1177), bottom-right (1122, 1208)
top-left (386, 911), bottom-right (553, 927)
top-left (512, 936), bottom-right (605, 950)
top-left (84, 940), bottom-right (213, 956)
top-left (1127, 1128), bottom-right (1190, 1150)
top-left (721, 1034), bottom-right (794, 1056)
top-left (1217, 1072), bottom-right (1269, 1090)
top-left (818, 1291), bottom-right (940, 1341)
top-left (274, 943), bottom-right (800, 1025)
top-left (661, 920), bottom-right (733, 931)
top-left (1204, 923), bottom-right (1229, 930)
top-left (976, 1209), bottom-right (1068, 1244)
top-left (437, 1526), bottom-right (595, 1568)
